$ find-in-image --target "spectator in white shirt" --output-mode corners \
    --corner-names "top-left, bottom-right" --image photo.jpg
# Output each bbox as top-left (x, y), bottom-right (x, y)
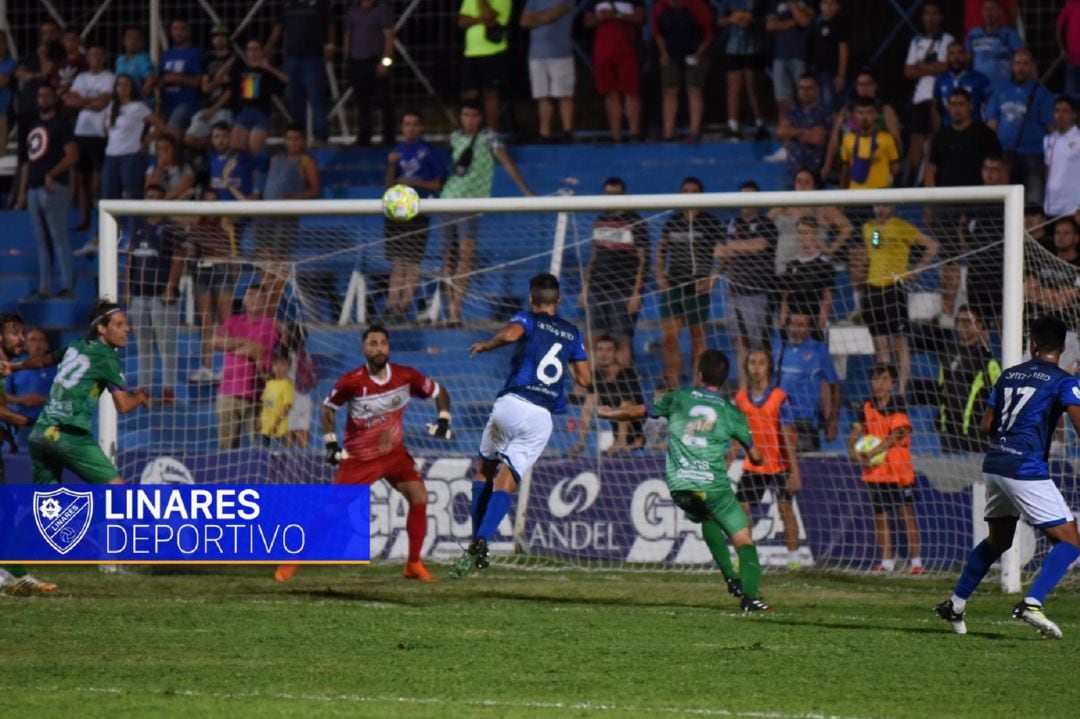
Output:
top-left (1044, 96), bottom-right (1080, 221)
top-left (63, 46), bottom-right (114, 230)
top-left (103, 74), bottom-right (165, 201)
top-left (902, 1), bottom-right (952, 186)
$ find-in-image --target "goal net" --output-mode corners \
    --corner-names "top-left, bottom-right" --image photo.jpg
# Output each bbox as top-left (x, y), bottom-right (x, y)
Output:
top-left (99, 185), bottom-right (1063, 590)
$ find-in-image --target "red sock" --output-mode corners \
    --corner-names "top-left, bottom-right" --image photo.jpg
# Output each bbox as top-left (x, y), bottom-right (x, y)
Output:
top-left (406, 503), bottom-right (427, 563)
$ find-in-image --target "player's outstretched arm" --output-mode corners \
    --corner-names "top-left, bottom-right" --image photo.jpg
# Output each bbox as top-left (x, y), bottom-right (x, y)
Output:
top-left (1, 351), bottom-right (58, 376)
top-left (111, 388), bottom-right (150, 413)
top-left (320, 404), bottom-right (346, 465)
top-left (1066, 406), bottom-right (1080, 437)
top-left (469, 322), bottom-right (525, 356)
top-left (598, 403), bottom-right (647, 422)
top-left (427, 384), bottom-right (453, 440)
top-left (570, 359), bottom-right (592, 390)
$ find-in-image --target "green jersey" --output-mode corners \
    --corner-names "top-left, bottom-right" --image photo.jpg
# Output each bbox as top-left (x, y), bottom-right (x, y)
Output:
top-left (441, 128), bottom-right (500, 199)
top-left (652, 387), bottom-right (754, 493)
top-left (35, 339), bottom-right (126, 433)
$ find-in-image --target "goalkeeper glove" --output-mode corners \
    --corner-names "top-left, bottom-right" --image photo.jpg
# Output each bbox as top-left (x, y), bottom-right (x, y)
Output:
top-left (324, 434), bottom-right (348, 465)
top-left (427, 411), bottom-right (452, 440)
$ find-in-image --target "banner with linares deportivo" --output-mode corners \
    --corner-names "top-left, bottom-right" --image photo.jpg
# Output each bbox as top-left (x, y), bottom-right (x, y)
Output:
top-left (0, 482), bottom-right (370, 563)
top-left (5, 451), bottom-right (974, 569)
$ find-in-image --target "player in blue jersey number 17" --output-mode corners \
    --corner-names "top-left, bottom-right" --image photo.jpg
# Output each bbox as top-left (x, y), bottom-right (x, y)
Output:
top-left (450, 274), bottom-right (591, 578)
top-left (937, 316), bottom-right (1080, 639)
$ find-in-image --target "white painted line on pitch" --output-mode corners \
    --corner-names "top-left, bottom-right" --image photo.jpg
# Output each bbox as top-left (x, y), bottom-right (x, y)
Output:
top-left (5, 686), bottom-right (885, 719)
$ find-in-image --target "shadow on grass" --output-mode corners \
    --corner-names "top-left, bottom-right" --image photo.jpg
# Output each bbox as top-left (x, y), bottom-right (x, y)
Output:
top-left (766, 616), bottom-right (1012, 640)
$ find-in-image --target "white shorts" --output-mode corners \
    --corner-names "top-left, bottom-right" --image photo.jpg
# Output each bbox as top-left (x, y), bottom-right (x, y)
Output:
top-left (983, 472), bottom-right (1075, 529)
top-left (529, 58), bottom-right (575, 99)
top-left (478, 394), bottom-right (553, 481)
top-left (287, 393), bottom-right (314, 432)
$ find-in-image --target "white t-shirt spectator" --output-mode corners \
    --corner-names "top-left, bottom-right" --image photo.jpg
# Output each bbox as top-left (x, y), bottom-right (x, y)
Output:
top-left (1044, 125), bottom-right (1080, 217)
top-left (71, 69), bottom-right (116, 137)
top-left (105, 101), bottom-right (152, 156)
top-left (905, 32), bottom-right (954, 104)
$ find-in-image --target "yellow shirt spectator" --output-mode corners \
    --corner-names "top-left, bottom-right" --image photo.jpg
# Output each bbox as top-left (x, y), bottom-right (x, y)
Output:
top-left (260, 378), bottom-right (295, 439)
top-left (863, 216), bottom-right (922, 288)
top-left (461, 0), bottom-right (511, 57)
top-left (841, 131), bottom-right (899, 190)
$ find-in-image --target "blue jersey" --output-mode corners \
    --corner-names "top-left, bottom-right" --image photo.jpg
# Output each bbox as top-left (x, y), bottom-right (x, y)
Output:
top-left (3, 358), bottom-right (56, 422)
top-left (498, 311), bottom-right (587, 414)
top-left (209, 150), bottom-right (258, 201)
top-left (393, 140), bottom-right (446, 199)
top-left (934, 70), bottom-right (991, 125)
top-left (774, 338), bottom-right (839, 421)
top-left (983, 359), bottom-right (1080, 480)
top-left (158, 46), bottom-right (202, 112)
top-left (965, 26), bottom-right (1024, 94)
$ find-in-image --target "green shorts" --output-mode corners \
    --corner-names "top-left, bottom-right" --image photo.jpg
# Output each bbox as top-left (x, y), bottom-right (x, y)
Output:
top-left (670, 489), bottom-right (748, 537)
top-left (29, 425), bottom-right (120, 485)
top-left (660, 284), bottom-right (710, 326)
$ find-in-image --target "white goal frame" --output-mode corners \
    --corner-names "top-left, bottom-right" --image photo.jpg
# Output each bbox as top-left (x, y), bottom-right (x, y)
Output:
top-left (99, 185), bottom-right (1026, 590)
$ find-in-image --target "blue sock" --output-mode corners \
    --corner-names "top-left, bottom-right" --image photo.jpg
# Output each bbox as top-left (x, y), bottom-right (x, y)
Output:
top-left (476, 490), bottom-right (513, 542)
top-left (955, 539), bottom-right (1006, 600)
top-left (470, 480), bottom-right (492, 537)
top-left (1027, 542), bottom-right (1080, 604)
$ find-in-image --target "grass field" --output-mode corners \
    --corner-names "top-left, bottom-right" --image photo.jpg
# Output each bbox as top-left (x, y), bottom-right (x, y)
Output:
top-left (4, 565), bottom-right (1080, 718)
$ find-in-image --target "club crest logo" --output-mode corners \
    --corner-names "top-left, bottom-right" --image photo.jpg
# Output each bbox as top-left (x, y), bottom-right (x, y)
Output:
top-left (33, 488), bottom-right (93, 555)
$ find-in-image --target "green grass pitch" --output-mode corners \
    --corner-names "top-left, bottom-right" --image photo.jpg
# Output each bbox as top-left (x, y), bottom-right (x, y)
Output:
top-left (4, 565), bottom-right (1080, 718)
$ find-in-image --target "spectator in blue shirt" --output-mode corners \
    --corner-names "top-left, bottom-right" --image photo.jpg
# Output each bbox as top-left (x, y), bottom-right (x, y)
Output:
top-left (158, 19), bottom-right (203, 138)
top-left (986, 48), bottom-right (1055, 205)
top-left (774, 74), bottom-right (831, 187)
top-left (522, 0), bottom-right (575, 142)
top-left (965, 0), bottom-right (1023, 95)
top-left (115, 27), bottom-right (155, 101)
top-left (933, 40), bottom-right (991, 127)
top-left (716, 0), bottom-right (770, 140)
top-left (0, 31), bottom-right (16, 158)
top-left (774, 312), bottom-right (840, 451)
top-left (383, 110), bottom-right (446, 320)
top-left (208, 121), bottom-right (260, 201)
top-left (4, 327), bottom-right (56, 448)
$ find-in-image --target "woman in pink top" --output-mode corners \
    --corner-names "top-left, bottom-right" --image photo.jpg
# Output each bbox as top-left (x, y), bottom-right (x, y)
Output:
top-left (212, 282), bottom-right (280, 449)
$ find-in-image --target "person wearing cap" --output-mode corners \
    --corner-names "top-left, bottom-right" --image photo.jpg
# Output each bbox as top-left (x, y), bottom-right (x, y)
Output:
top-left (184, 24), bottom-right (236, 153)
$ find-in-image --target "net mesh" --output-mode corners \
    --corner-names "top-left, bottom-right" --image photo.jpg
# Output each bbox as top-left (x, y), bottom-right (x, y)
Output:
top-left (104, 192), bottom-right (1077, 579)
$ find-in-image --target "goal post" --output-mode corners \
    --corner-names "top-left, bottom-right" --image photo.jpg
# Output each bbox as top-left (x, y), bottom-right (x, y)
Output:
top-left (99, 185), bottom-right (1027, 589)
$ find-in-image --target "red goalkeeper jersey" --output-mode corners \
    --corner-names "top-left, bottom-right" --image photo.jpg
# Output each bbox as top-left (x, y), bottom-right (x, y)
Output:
top-left (324, 363), bottom-right (439, 461)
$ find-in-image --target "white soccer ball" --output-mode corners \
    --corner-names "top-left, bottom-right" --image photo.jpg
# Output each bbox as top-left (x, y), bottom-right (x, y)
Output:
top-left (382, 184), bottom-right (420, 223)
top-left (855, 435), bottom-right (887, 467)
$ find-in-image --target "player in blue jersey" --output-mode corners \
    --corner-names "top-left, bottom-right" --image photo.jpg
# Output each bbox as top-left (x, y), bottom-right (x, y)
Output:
top-left (936, 315), bottom-right (1080, 639)
top-left (450, 273), bottom-right (591, 578)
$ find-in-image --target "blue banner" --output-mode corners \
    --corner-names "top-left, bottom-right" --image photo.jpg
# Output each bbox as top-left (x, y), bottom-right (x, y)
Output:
top-left (0, 485), bottom-right (370, 564)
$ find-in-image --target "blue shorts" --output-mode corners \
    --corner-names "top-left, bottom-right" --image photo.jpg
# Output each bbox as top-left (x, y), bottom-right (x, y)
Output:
top-left (166, 102), bottom-right (198, 132)
top-left (234, 107), bottom-right (271, 131)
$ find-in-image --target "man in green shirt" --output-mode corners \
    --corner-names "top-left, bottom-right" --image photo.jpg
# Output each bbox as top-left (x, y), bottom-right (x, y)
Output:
top-left (440, 101), bottom-right (534, 325)
top-left (601, 349), bottom-right (773, 611)
top-left (459, 0), bottom-right (511, 130)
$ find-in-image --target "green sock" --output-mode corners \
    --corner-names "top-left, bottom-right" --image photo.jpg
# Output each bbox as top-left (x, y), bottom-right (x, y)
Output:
top-left (3, 565), bottom-right (28, 579)
top-left (736, 544), bottom-right (762, 599)
top-left (702, 521), bottom-right (738, 581)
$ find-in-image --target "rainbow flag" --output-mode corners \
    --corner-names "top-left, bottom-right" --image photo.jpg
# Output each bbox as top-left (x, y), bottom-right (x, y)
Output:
top-left (241, 73), bottom-right (261, 100)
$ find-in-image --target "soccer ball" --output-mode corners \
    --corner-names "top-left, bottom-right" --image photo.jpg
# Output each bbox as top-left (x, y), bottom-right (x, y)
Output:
top-left (855, 435), bottom-right (887, 467)
top-left (382, 184), bottom-right (420, 223)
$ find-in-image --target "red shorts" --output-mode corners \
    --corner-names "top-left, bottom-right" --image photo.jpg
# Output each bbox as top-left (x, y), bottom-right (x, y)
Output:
top-left (594, 48), bottom-right (640, 95)
top-left (335, 445), bottom-right (422, 486)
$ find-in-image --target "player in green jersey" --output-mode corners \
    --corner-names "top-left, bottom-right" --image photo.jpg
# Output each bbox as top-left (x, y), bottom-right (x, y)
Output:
top-left (601, 350), bottom-right (773, 612)
top-left (0, 300), bottom-right (149, 594)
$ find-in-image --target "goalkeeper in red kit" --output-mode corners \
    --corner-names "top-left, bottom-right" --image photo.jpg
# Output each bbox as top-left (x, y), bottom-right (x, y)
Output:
top-left (275, 325), bottom-right (452, 583)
